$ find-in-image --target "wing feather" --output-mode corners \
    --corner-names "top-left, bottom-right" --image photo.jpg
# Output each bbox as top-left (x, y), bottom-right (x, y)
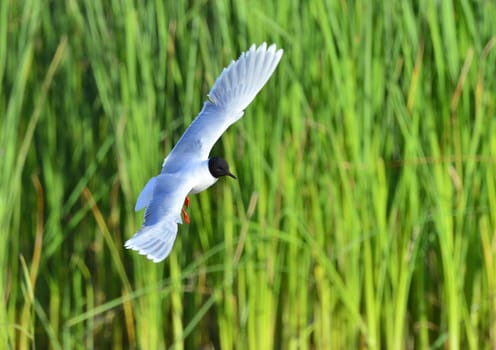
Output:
top-left (161, 43), bottom-right (283, 173)
top-left (125, 174), bottom-right (191, 262)
top-left (135, 176), bottom-right (157, 211)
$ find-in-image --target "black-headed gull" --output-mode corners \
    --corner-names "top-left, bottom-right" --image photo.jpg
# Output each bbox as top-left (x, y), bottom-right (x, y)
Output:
top-left (125, 43), bottom-right (283, 262)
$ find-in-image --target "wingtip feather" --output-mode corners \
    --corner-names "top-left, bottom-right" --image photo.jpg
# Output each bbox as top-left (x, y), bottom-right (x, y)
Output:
top-left (207, 43), bottom-right (283, 112)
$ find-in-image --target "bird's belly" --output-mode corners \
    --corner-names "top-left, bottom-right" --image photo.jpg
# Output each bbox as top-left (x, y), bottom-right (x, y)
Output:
top-left (189, 177), bottom-right (218, 194)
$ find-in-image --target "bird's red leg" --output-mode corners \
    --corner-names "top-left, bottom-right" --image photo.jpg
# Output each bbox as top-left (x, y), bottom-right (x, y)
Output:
top-left (181, 207), bottom-right (190, 224)
top-left (181, 196), bottom-right (191, 224)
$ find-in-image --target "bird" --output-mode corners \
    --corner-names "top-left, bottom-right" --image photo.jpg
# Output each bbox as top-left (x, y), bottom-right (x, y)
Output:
top-left (125, 43), bottom-right (283, 262)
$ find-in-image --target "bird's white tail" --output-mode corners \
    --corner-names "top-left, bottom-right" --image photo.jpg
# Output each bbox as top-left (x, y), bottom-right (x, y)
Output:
top-left (125, 218), bottom-right (179, 262)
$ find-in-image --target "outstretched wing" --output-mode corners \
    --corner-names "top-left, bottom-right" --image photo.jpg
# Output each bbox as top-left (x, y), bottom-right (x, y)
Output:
top-left (125, 174), bottom-right (191, 262)
top-left (161, 43), bottom-right (283, 173)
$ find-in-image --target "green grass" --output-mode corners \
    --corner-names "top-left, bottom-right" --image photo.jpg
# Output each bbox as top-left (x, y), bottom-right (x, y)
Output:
top-left (2, 0), bottom-right (496, 349)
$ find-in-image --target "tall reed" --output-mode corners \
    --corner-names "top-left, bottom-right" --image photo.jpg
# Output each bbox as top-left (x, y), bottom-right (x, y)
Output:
top-left (1, 0), bottom-right (495, 349)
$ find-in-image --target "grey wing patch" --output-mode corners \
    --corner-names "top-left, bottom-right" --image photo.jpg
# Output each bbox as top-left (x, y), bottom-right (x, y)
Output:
top-left (161, 134), bottom-right (206, 173)
top-left (191, 137), bottom-right (205, 153)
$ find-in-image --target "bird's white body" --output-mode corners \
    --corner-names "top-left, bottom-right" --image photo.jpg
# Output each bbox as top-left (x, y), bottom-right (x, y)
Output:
top-left (135, 160), bottom-right (218, 213)
top-left (188, 160), bottom-right (219, 194)
top-left (125, 43), bottom-right (283, 262)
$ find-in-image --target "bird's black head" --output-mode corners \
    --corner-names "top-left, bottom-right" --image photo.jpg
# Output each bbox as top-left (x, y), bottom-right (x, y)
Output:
top-left (208, 157), bottom-right (237, 179)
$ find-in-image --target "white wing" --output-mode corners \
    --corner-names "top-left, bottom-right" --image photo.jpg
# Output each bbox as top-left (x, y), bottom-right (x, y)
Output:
top-left (134, 176), bottom-right (157, 211)
top-left (161, 43), bottom-right (283, 173)
top-left (125, 174), bottom-right (191, 262)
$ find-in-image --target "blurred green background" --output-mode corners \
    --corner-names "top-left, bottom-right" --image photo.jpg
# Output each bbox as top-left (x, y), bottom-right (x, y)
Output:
top-left (2, 0), bottom-right (496, 349)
